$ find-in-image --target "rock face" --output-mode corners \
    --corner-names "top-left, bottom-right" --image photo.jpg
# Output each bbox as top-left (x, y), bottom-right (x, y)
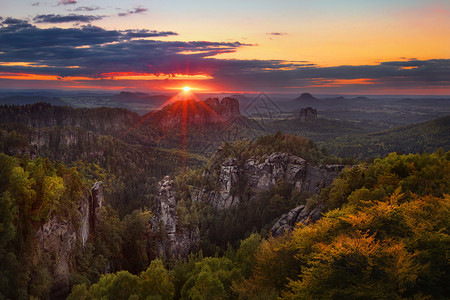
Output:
top-left (91, 181), bottom-right (103, 231)
top-left (204, 97), bottom-right (241, 121)
top-left (270, 204), bottom-right (323, 237)
top-left (299, 107), bottom-right (317, 122)
top-left (193, 152), bottom-right (344, 209)
top-left (35, 181), bottom-right (103, 297)
top-left (151, 176), bottom-right (198, 257)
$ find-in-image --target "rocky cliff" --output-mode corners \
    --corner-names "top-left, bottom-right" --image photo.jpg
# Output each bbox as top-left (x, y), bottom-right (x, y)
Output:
top-left (150, 176), bottom-right (198, 257)
top-left (193, 152), bottom-right (344, 209)
top-left (35, 181), bottom-right (103, 297)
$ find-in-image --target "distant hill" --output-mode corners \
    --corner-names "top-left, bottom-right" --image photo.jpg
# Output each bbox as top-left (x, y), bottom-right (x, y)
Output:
top-left (281, 93), bottom-right (322, 111)
top-left (295, 93), bottom-right (318, 102)
top-left (323, 115), bottom-right (450, 159)
top-left (0, 95), bottom-right (68, 106)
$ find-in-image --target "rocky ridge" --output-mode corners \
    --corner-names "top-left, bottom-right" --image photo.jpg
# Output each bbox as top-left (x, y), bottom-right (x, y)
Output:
top-left (203, 97), bottom-right (241, 121)
top-left (152, 97), bottom-right (241, 128)
top-left (193, 152), bottom-right (344, 209)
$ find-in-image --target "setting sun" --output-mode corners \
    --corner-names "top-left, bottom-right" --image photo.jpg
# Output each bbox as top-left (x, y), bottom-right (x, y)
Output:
top-left (183, 86), bottom-right (191, 92)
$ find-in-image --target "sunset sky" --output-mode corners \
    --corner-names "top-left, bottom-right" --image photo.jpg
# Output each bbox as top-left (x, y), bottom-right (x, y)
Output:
top-left (0, 0), bottom-right (449, 94)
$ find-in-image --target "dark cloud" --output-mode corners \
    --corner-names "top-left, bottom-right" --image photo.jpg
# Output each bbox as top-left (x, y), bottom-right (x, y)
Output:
top-left (73, 6), bottom-right (101, 12)
top-left (118, 7), bottom-right (148, 17)
top-left (59, 0), bottom-right (77, 5)
top-left (2, 17), bottom-right (29, 25)
top-left (267, 32), bottom-right (287, 36)
top-left (123, 29), bottom-right (178, 38)
top-left (1, 18), bottom-right (34, 29)
top-left (33, 14), bottom-right (104, 23)
top-left (0, 18), bottom-right (448, 92)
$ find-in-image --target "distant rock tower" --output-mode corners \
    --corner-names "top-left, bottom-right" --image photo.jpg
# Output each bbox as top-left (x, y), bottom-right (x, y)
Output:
top-left (204, 97), bottom-right (241, 121)
top-left (299, 107), bottom-right (317, 122)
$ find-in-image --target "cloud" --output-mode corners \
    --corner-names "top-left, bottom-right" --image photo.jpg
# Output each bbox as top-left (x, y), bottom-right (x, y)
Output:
top-left (123, 29), bottom-right (178, 38)
top-left (59, 0), bottom-right (77, 5)
top-left (118, 7), bottom-right (148, 17)
top-left (33, 14), bottom-right (104, 23)
top-left (32, 2), bottom-right (40, 6)
top-left (267, 32), bottom-right (287, 36)
top-left (73, 6), bottom-right (101, 12)
top-left (1, 18), bottom-right (34, 29)
top-left (0, 18), bottom-right (448, 93)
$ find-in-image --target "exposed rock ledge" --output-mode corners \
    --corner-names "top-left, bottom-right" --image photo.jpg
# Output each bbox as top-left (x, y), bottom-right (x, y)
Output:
top-left (270, 204), bottom-right (323, 237)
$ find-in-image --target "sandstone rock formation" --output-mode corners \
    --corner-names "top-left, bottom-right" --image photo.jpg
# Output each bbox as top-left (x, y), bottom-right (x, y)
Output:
top-left (151, 176), bottom-right (198, 257)
top-left (35, 181), bottom-right (103, 296)
top-left (193, 152), bottom-right (344, 209)
top-left (270, 204), bottom-right (323, 236)
top-left (153, 97), bottom-right (241, 128)
top-left (204, 97), bottom-right (241, 121)
top-left (299, 107), bottom-right (317, 122)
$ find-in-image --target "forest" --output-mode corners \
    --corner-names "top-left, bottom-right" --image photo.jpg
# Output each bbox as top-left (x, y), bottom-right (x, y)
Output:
top-left (0, 103), bottom-right (449, 299)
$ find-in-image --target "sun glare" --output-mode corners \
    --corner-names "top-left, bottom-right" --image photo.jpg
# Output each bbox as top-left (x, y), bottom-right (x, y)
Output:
top-left (183, 86), bottom-right (191, 92)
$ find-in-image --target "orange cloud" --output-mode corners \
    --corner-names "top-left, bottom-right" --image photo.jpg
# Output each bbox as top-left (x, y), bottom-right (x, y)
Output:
top-left (101, 72), bottom-right (213, 81)
top-left (286, 78), bottom-right (376, 88)
top-left (0, 72), bottom-right (92, 81)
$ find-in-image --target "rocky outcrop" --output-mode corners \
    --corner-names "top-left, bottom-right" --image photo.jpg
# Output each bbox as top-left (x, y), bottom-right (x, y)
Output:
top-left (154, 98), bottom-right (240, 128)
top-left (91, 181), bottom-right (103, 231)
top-left (153, 98), bottom-right (241, 129)
top-left (151, 176), bottom-right (198, 257)
top-left (299, 107), bottom-right (317, 122)
top-left (204, 97), bottom-right (241, 121)
top-left (35, 181), bottom-right (103, 296)
top-left (270, 204), bottom-right (323, 236)
top-left (193, 152), bottom-right (344, 209)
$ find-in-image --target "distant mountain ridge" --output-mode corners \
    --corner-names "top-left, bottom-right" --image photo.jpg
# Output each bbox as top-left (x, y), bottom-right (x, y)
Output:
top-left (0, 95), bottom-right (68, 106)
top-left (112, 91), bottom-right (170, 107)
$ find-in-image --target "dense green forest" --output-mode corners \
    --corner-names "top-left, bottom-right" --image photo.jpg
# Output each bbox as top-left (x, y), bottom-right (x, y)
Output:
top-left (0, 154), bottom-right (90, 298)
top-left (1, 141), bottom-right (447, 299)
top-left (322, 116), bottom-right (450, 159)
top-left (0, 103), bottom-right (449, 299)
top-left (65, 150), bottom-right (449, 299)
